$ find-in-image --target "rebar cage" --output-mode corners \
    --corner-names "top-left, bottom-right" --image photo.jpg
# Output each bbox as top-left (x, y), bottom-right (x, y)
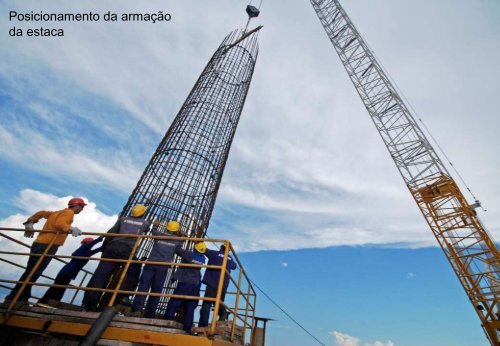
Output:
top-left (117, 28), bottom-right (259, 314)
top-left (122, 29), bottom-right (259, 239)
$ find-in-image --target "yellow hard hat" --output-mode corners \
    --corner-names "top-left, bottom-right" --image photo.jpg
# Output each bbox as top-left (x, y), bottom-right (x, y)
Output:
top-left (166, 221), bottom-right (180, 233)
top-left (194, 242), bottom-right (207, 254)
top-left (131, 204), bottom-right (147, 217)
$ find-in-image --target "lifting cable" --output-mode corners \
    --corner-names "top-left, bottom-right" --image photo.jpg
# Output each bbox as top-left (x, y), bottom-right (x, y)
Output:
top-left (367, 44), bottom-right (486, 211)
top-left (244, 0), bottom-right (264, 33)
top-left (205, 241), bottom-right (325, 345)
top-left (248, 0), bottom-right (264, 10)
top-left (249, 279), bottom-right (326, 346)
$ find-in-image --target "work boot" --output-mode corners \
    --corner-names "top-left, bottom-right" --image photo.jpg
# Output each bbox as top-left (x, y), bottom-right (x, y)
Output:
top-left (128, 310), bottom-right (142, 317)
top-left (117, 296), bottom-right (131, 306)
top-left (0, 299), bottom-right (11, 308)
top-left (219, 310), bottom-right (229, 321)
top-left (1, 297), bottom-right (28, 309)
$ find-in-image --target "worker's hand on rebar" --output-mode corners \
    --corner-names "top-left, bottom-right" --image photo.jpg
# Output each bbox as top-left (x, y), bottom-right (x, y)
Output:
top-left (96, 236), bottom-right (104, 242)
top-left (23, 222), bottom-right (35, 238)
top-left (70, 226), bottom-right (83, 237)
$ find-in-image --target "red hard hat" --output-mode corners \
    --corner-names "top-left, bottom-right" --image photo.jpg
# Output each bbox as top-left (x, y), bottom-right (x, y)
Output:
top-left (81, 237), bottom-right (94, 244)
top-left (68, 197), bottom-right (87, 207)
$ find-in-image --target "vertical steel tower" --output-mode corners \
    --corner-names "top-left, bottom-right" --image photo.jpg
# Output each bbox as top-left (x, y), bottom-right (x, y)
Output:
top-left (310, 0), bottom-right (499, 343)
top-left (121, 29), bottom-right (259, 240)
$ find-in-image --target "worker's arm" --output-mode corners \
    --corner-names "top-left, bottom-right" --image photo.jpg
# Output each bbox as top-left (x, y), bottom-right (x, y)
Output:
top-left (90, 236), bottom-right (104, 246)
top-left (26, 211), bottom-right (53, 224)
top-left (151, 228), bottom-right (162, 236)
top-left (107, 220), bottom-right (120, 234)
top-left (88, 246), bottom-right (103, 256)
top-left (141, 220), bottom-right (151, 234)
top-left (102, 219), bottom-right (120, 248)
top-left (23, 211), bottom-right (53, 238)
top-left (227, 257), bottom-right (237, 270)
top-left (77, 238), bottom-right (103, 254)
top-left (203, 248), bottom-right (219, 261)
top-left (175, 247), bottom-right (193, 262)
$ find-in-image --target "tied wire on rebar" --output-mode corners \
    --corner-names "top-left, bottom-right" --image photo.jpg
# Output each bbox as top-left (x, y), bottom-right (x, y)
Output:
top-left (113, 29), bottom-right (259, 314)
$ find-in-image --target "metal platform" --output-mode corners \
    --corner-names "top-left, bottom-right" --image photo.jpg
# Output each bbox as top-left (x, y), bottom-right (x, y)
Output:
top-left (0, 306), bottom-right (242, 346)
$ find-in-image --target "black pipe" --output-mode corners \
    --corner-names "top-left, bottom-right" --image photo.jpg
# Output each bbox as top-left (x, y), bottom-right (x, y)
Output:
top-left (80, 306), bottom-right (118, 346)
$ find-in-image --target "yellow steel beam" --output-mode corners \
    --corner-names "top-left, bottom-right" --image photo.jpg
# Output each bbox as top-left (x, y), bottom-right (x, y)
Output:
top-left (0, 314), bottom-right (237, 346)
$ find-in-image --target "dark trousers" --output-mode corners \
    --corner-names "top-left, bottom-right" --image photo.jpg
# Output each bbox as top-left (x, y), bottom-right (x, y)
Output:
top-left (198, 284), bottom-right (228, 327)
top-left (39, 272), bottom-right (72, 303)
top-left (7, 242), bottom-right (59, 302)
top-left (132, 265), bottom-right (169, 317)
top-left (164, 282), bottom-right (201, 332)
top-left (83, 244), bottom-right (140, 307)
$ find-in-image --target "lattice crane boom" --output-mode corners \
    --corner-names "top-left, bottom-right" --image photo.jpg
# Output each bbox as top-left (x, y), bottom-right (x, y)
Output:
top-left (309, 0), bottom-right (499, 343)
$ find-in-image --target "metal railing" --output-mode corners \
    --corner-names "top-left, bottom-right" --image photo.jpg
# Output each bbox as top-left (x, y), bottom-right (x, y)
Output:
top-left (0, 227), bottom-right (257, 343)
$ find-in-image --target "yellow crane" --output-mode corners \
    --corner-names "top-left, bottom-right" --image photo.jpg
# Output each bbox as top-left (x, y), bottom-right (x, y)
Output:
top-left (309, 0), bottom-right (499, 344)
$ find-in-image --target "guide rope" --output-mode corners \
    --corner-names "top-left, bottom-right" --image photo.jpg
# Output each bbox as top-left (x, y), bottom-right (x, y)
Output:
top-left (249, 279), bottom-right (326, 346)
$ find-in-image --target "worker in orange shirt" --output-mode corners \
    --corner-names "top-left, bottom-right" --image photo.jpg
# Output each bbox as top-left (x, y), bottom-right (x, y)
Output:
top-left (3, 197), bottom-right (87, 305)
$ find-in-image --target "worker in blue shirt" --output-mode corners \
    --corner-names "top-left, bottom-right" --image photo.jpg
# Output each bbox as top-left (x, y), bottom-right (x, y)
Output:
top-left (130, 220), bottom-right (184, 318)
top-left (164, 241), bottom-right (206, 332)
top-left (83, 204), bottom-right (150, 310)
top-left (38, 236), bottom-right (103, 306)
top-left (198, 244), bottom-right (237, 327)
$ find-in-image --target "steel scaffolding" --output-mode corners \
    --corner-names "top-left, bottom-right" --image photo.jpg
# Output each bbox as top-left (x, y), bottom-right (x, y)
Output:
top-left (0, 228), bottom-right (257, 345)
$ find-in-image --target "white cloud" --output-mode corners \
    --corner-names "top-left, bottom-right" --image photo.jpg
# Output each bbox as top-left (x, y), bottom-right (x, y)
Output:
top-left (0, 188), bottom-right (117, 237)
top-left (281, 262), bottom-right (288, 268)
top-left (330, 331), bottom-right (394, 346)
top-left (330, 331), bottom-right (360, 346)
top-left (0, 189), bottom-right (117, 299)
top-left (0, 126), bottom-right (140, 192)
top-left (211, 220), bottom-right (435, 253)
top-left (0, 189), bottom-right (431, 257)
top-left (406, 272), bottom-right (416, 280)
top-left (365, 342), bottom-right (394, 346)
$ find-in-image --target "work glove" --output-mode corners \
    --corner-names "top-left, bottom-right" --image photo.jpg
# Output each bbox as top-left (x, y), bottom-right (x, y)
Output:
top-left (23, 221), bottom-right (35, 238)
top-left (70, 226), bottom-right (83, 237)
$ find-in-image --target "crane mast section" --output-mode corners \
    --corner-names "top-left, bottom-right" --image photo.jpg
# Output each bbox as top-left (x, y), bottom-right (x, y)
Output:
top-left (310, 0), bottom-right (499, 343)
top-left (311, 0), bottom-right (446, 190)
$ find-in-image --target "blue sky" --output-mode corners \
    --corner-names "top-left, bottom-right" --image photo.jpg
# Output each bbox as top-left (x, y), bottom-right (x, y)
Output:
top-left (240, 246), bottom-right (483, 346)
top-left (1, 0), bottom-right (499, 345)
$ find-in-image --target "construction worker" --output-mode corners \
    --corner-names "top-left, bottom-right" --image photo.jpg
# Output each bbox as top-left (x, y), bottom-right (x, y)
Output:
top-left (198, 244), bottom-right (237, 327)
top-left (82, 204), bottom-right (150, 311)
top-left (130, 221), bottom-right (184, 318)
top-left (164, 241), bottom-right (206, 333)
top-left (37, 236), bottom-right (103, 306)
top-left (3, 197), bottom-right (87, 305)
